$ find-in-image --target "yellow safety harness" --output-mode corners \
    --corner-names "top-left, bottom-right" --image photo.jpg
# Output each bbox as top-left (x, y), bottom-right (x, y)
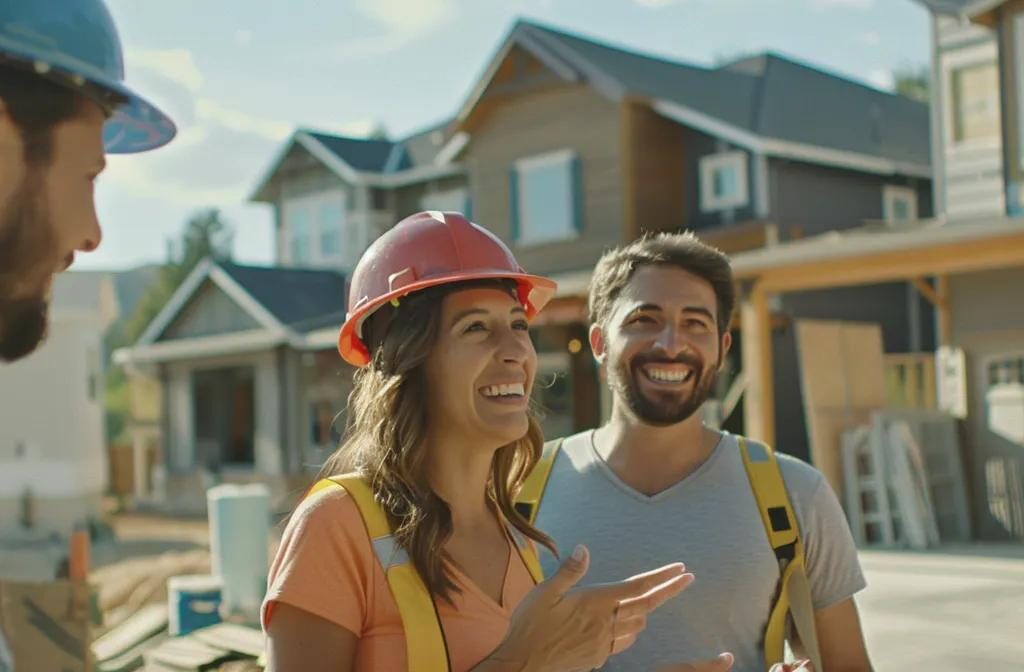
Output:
top-left (305, 474), bottom-right (544, 672)
top-left (515, 436), bottom-right (823, 672)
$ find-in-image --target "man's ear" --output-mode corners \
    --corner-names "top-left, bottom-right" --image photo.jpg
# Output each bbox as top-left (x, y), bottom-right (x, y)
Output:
top-left (589, 323), bottom-right (606, 365)
top-left (718, 330), bottom-right (733, 369)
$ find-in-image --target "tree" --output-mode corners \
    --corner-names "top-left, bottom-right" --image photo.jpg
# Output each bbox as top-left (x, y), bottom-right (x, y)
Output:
top-left (123, 208), bottom-right (233, 343)
top-left (893, 64), bottom-right (930, 103)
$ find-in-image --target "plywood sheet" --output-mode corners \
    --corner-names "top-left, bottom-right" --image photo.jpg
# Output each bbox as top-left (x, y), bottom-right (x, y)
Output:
top-left (797, 320), bottom-right (887, 502)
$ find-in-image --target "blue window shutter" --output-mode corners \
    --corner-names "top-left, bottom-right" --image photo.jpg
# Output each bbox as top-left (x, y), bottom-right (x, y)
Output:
top-left (464, 193), bottom-right (473, 220)
top-left (571, 154), bottom-right (583, 233)
top-left (509, 168), bottom-right (520, 242)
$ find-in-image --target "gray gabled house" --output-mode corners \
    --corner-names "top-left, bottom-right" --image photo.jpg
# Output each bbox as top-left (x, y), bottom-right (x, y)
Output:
top-left (116, 261), bottom-right (350, 511)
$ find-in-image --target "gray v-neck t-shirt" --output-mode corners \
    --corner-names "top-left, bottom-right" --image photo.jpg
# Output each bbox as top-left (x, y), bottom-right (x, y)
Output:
top-left (534, 430), bottom-right (866, 672)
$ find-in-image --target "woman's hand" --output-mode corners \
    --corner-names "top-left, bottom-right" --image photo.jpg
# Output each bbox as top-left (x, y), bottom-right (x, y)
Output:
top-left (476, 545), bottom-right (694, 671)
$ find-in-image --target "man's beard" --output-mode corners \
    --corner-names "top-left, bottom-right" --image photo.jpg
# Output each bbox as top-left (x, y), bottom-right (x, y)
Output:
top-left (0, 170), bottom-right (54, 363)
top-left (609, 349), bottom-right (720, 426)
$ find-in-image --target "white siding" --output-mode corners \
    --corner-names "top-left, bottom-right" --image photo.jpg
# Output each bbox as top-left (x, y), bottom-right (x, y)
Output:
top-left (0, 311), bottom-right (107, 536)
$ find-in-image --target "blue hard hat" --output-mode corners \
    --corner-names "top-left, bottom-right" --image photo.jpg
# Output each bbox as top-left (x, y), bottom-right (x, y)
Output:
top-left (0, 0), bottom-right (176, 153)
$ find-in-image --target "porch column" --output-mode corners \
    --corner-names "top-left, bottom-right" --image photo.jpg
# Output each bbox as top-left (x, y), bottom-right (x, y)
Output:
top-left (740, 281), bottom-right (776, 446)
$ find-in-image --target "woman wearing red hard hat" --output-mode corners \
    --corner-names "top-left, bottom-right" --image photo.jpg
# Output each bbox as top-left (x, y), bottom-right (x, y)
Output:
top-left (263, 211), bottom-right (695, 671)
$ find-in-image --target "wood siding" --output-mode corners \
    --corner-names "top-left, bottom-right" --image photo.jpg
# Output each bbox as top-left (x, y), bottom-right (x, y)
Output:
top-left (462, 81), bottom-right (624, 275)
top-left (623, 101), bottom-right (687, 238)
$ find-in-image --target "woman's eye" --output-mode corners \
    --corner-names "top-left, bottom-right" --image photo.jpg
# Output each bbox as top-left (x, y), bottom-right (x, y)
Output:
top-left (630, 315), bottom-right (655, 324)
top-left (464, 321), bottom-right (488, 333)
top-left (512, 319), bottom-right (529, 331)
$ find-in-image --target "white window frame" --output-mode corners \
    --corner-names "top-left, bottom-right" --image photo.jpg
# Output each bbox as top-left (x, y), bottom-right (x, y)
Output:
top-left (699, 151), bottom-right (749, 213)
top-left (420, 187), bottom-right (468, 214)
top-left (883, 185), bottom-right (918, 224)
top-left (514, 148), bottom-right (579, 247)
top-left (282, 189), bottom-right (347, 267)
top-left (941, 40), bottom-right (1002, 152)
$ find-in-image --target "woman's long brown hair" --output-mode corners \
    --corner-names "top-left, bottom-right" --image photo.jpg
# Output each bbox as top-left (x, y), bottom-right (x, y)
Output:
top-left (314, 279), bottom-right (557, 601)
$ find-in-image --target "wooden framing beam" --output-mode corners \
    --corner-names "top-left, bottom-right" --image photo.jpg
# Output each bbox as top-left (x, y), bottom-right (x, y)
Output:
top-left (911, 277), bottom-right (945, 308)
top-left (740, 282), bottom-right (776, 446)
top-left (742, 228), bottom-right (1024, 294)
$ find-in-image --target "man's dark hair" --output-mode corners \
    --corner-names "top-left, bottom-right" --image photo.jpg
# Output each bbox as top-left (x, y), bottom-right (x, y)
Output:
top-left (588, 231), bottom-right (736, 336)
top-left (0, 62), bottom-right (91, 165)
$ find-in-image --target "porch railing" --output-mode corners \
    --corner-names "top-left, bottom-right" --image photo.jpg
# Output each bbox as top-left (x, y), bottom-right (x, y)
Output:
top-left (884, 353), bottom-right (937, 410)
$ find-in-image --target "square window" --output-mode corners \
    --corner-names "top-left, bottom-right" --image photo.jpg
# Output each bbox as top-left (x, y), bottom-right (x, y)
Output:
top-left (512, 150), bottom-right (580, 246)
top-left (700, 151), bottom-right (748, 212)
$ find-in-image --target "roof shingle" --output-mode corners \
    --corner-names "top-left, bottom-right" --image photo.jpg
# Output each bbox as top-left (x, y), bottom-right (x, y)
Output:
top-left (218, 263), bottom-right (347, 333)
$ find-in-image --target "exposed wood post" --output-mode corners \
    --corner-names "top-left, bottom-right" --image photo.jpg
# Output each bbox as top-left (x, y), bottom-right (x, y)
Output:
top-left (741, 281), bottom-right (776, 446)
top-left (936, 274), bottom-right (951, 346)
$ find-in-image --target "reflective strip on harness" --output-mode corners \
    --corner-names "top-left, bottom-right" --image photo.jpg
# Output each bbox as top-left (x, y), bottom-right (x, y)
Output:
top-left (310, 474), bottom-right (545, 670)
top-left (516, 439), bottom-right (563, 524)
top-left (314, 476), bottom-right (451, 672)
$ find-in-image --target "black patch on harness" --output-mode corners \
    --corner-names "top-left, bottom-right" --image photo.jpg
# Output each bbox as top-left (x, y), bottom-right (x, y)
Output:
top-left (514, 502), bottom-right (534, 520)
top-left (768, 506), bottom-right (792, 532)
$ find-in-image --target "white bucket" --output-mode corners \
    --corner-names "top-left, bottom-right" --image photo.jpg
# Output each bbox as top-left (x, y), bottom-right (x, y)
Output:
top-left (206, 483), bottom-right (271, 617)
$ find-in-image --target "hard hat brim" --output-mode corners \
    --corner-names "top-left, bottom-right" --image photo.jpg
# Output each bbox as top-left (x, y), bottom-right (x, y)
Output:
top-left (338, 270), bottom-right (558, 367)
top-left (100, 79), bottom-right (177, 154)
top-left (0, 39), bottom-right (177, 154)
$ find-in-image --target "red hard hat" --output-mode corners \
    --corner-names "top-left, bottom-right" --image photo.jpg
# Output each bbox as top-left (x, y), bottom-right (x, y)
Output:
top-left (338, 211), bottom-right (557, 367)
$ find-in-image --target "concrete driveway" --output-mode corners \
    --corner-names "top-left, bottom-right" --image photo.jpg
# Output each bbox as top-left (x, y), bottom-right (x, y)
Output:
top-left (858, 545), bottom-right (1024, 671)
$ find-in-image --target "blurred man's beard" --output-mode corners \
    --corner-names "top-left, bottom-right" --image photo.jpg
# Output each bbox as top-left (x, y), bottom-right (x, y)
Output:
top-left (609, 349), bottom-right (720, 426)
top-left (0, 171), bottom-right (53, 362)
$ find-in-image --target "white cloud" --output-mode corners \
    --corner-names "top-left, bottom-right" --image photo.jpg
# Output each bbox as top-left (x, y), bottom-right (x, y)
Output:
top-left (126, 47), bottom-right (204, 93)
top-left (867, 68), bottom-right (894, 90)
top-left (357, 0), bottom-right (455, 33)
top-left (810, 0), bottom-right (873, 10)
top-left (234, 29), bottom-right (253, 47)
top-left (103, 155), bottom-right (247, 206)
top-left (195, 99), bottom-right (292, 141)
top-left (327, 0), bottom-right (457, 61)
top-left (860, 31), bottom-right (881, 47)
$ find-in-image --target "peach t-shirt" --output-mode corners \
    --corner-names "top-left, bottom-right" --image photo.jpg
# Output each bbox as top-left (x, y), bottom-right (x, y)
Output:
top-left (262, 483), bottom-right (538, 671)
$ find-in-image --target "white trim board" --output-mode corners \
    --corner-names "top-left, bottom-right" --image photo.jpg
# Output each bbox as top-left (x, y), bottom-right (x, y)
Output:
top-left (116, 330), bottom-right (286, 365)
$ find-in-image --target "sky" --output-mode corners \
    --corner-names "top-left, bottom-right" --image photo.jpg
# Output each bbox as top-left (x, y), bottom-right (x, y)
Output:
top-left (82, 0), bottom-right (934, 271)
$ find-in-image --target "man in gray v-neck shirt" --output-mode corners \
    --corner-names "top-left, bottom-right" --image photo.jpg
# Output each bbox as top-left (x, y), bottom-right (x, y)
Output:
top-left (533, 233), bottom-right (872, 672)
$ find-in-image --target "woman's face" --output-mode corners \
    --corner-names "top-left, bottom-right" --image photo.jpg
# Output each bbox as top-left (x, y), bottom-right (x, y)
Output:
top-left (422, 286), bottom-right (537, 451)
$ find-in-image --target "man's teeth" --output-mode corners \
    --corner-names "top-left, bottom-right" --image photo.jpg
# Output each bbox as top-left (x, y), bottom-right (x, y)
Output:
top-left (647, 368), bottom-right (694, 383)
top-left (482, 383), bottom-right (525, 397)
